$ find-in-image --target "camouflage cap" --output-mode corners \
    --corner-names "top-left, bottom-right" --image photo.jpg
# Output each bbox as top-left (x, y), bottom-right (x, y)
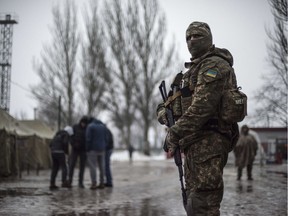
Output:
top-left (186, 21), bottom-right (212, 38)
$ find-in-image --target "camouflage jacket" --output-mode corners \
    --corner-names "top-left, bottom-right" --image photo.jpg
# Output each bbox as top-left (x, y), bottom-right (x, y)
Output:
top-left (170, 46), bottom-right (237, 149)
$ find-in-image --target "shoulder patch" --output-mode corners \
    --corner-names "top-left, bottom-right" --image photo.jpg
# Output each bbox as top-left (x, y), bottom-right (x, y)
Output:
top-left (205, 69), bottom-right (218, 78)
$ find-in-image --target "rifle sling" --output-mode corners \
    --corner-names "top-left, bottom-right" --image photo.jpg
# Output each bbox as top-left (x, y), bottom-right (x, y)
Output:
top-left (164, 91), bottom-right (182, 107)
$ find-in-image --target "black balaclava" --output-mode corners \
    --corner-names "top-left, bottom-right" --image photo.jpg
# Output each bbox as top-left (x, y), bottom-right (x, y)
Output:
top-left (186, 21), bottom-right (213, 58)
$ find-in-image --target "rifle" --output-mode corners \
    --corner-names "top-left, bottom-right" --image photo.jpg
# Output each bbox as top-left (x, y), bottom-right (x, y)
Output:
top-left (159, 80), bottom-right (187, 207)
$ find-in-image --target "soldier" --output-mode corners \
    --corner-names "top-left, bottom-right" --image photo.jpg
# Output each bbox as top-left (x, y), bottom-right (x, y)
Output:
top-left (157, 21), bottom-right (239, 215)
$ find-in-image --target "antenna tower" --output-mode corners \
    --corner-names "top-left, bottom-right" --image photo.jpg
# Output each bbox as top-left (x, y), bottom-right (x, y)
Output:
top-left (0, 14), bottom-right (18, 112)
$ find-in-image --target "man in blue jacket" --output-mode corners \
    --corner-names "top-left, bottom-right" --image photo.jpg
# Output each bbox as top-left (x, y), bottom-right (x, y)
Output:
top-left (86, 118), bottom-right (107, 189)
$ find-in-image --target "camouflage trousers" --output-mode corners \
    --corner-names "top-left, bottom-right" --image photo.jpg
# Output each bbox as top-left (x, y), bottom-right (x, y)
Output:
top-left (185, 189), bottom-right (223, 216)
top-left (183, 132), bottom-right (229, 216)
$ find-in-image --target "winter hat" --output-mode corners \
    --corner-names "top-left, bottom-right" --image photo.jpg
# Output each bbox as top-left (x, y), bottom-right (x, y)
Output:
top-left (64, 126), bottom-right (74, 136)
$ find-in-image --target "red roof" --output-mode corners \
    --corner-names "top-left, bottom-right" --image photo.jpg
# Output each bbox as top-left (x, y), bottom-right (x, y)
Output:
top-left (250, 127), bottom-right (287, 132)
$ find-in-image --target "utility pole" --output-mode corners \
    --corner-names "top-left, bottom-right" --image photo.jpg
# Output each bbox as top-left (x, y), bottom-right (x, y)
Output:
top-left (0, 14), bottom-right (18, 112)
top-left (34, 107), bottom-right (37, 120)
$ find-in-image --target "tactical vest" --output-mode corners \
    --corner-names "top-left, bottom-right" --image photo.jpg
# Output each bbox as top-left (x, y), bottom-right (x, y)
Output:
top-left (164, 52), bottom-right (244, 152)
top-left (164, 61), bottom-right (201, 120)
top-left (180, 62), bottom-right (199, 114)
top-left (166, 54), bottom-right (246, 126)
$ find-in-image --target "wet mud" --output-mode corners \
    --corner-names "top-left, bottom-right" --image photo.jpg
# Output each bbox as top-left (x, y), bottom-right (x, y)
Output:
top-left (0, 160), bottom-right (286, 216)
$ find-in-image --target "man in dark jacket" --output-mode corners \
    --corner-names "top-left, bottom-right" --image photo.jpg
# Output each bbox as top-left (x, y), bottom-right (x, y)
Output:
top-left (68, 116), bottom-right (89, 188)
top-left (86, 118), bottom-right (107, 189)
top-left (49, 126), bottom-right (73, 190)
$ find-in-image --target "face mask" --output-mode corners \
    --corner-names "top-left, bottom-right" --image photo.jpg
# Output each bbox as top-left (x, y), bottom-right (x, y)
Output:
top-left (186, 22), bottom-right (213, 58)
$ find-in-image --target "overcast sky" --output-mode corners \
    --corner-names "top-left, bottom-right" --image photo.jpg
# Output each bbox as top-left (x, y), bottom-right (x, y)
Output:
top-left (0, 0), bottom-right (274, 121)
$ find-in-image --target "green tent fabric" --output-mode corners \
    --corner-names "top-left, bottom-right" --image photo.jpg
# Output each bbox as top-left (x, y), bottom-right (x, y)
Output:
top-left (0, 130), bottom-right (16, 177)
top-left (19, 120), bottom-right (55, 139)
top-left (0, 109), bottom-right (56, 177)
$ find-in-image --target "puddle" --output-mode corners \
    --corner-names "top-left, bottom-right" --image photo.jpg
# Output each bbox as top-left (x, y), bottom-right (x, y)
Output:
top-left (0, 187), bottom-right (51, 197)
top-left (266, 170), bottom-right (287, 178)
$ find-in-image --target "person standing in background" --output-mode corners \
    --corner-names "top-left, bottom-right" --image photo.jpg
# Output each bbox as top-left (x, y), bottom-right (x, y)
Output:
top-left (68, 116), bottom-right (89, 188)
top-left (86, 118), bottom-right (107, 190)
top-left (234, 125), bottom-right (258, 180)
top-left (128, 145), bottom-right (134, 164)
top-left (49, 126), bottom-right (73, 190)
top-left (104, 125), bottom-right (114, 187)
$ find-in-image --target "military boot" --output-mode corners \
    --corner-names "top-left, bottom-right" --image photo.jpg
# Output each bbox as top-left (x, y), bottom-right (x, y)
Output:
top-left (237, 167), bottom-right (242, 180)
top-left (247, 164), bottom-right (253, 180)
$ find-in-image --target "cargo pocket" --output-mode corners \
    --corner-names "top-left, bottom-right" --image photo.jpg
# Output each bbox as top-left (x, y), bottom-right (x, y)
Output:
top-left (192, 153), bottom-right (223, 191)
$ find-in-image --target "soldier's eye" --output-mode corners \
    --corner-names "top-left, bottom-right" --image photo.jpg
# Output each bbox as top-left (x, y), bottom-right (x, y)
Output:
top-left (192, 34), bottom-right (202, 39)
top-left (186, 34), bottom-right (202, 41)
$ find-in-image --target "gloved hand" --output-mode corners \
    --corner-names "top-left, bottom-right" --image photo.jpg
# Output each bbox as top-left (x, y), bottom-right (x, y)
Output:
top-left (165, 129), bottom-right (180, 156)
top-left (156, 103), bottom-right (169, 126)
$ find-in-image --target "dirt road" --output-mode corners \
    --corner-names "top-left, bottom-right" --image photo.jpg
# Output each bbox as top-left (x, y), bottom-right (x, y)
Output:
top-left (0, 159), bottom-right (286, 216)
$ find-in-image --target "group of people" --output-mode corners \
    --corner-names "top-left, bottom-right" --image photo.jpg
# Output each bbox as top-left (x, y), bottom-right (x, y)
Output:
top-left (49, 116), bottom-right (114, 190)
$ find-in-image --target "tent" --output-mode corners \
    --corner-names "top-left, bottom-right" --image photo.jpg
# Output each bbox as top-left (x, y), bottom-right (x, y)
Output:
top-left (0, 109), bottom-right (56, 177)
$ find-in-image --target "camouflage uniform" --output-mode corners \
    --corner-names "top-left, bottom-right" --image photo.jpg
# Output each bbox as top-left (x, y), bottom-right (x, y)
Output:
top-left (159, 22), bottom-right (238, 216)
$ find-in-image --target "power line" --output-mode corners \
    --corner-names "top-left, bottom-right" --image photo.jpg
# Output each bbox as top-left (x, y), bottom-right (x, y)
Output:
top-left (11, 80), bottom-right (31, 93)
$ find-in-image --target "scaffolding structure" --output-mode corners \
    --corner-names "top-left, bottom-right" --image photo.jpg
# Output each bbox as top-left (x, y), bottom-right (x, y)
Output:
top-left (0, 14), bottom-right (18, 112)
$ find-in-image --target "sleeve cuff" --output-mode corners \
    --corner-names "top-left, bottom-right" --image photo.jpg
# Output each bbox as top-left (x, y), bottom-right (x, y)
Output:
top-left (170, 124), bottom-right (183, 138)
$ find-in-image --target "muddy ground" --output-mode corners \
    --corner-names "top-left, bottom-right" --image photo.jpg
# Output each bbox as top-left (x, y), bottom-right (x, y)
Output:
top-left (0, 158), bottom-right (287, 216)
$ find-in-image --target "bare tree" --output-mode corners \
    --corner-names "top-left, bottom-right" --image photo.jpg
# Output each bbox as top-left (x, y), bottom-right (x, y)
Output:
top-left (31, 0), bottom-right (80, 127)
top-left (101, 0), bottom-right (139, 150)
top-left (101, 0), bottom-right (179, 153)
top-left (81, 0), bottom-right (110, 117)
top-left (31, 61), bottom-right (59, 126)
top-left (130, 0), bottom-right (178, 155)
top-left (253, 0), bottom-right (287, 127)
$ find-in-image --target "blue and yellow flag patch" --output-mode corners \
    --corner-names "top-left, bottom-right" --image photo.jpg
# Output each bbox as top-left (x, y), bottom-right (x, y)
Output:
top-left (206, 69), bottom-right (218, 78)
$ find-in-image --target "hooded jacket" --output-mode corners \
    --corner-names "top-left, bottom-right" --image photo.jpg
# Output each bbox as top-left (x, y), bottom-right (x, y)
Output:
top-left (50, 130), bottom-right (69, 154)
top-left (71, 116), bottom-right (88, 152)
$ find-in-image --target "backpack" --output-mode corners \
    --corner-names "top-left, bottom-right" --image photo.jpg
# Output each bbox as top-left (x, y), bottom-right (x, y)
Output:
top-left (219, 68), bottom-right (247, 124)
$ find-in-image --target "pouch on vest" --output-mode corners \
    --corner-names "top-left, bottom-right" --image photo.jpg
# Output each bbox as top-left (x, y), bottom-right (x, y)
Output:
top-left (164, 72), bottom-right (183, 120)
top-left (220, 86), bottom-right (247, 124)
